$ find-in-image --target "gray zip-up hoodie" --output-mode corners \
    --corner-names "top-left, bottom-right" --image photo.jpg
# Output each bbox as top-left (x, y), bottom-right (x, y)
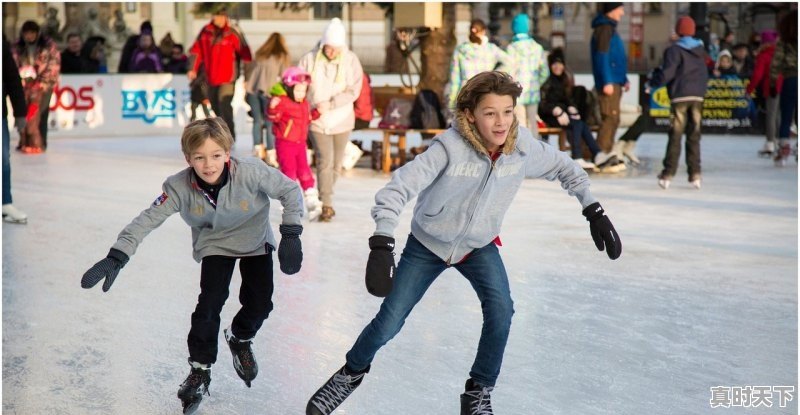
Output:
top-left (112, 156), bottom-right (303, 262)
top-left (372, 113), bottom-right (597, 263)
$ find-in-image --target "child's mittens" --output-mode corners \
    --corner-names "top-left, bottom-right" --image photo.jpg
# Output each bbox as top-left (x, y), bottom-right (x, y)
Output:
top-left (81, 248), bottom-right (129, 292)
top-left (278, 224), bottom-right (303, 275)
top-left (269, 96), bottom-right (280, 109)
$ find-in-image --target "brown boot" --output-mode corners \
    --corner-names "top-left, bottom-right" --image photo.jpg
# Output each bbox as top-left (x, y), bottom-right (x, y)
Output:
top-left (320, 206), bottom-right (335, 222)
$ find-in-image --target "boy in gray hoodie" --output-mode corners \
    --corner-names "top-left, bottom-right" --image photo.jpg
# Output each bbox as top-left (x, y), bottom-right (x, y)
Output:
top-left (306, 71), bottom-right (622, 415)
top-left (80, 118), bottom-right (304, 413)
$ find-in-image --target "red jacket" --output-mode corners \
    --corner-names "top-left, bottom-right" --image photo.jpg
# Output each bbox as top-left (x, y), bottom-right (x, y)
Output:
top-left (747, 45), bottom-right (781, 97)
top-left (267, 96), bottom-right (320, 143)
top-left (353, 73), bottom-right (374, 121)
top-left (189, 22), bottom-right (252, 86)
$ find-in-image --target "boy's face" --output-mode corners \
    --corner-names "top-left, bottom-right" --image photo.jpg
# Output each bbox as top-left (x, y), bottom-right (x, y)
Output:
top-left (293, 83), bottom-right (308, 102)
top-left (465, 93), bottom-right (515, 153)
top-left (719, 56), bottom-right (732, 69)
top-left (186, 137), bottom-right (230, 185)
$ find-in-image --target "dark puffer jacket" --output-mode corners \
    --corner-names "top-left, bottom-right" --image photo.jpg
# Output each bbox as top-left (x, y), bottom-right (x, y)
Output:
top-left (648, 36), bottom-right (709, 102)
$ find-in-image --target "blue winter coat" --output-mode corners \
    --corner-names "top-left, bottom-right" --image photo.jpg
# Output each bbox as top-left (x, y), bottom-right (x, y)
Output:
top-left (590, 14), bottom-right (628, 89)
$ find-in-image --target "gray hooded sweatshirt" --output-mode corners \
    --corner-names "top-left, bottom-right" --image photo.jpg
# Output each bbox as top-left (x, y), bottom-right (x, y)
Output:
top-left (112, 156), bottom-right (304, 262)
top-left (372, 113), bottom-right (597, 263)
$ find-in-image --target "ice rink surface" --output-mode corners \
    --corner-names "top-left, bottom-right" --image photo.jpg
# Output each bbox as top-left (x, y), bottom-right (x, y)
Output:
top-left (2, 131), bottom-right (797, 414)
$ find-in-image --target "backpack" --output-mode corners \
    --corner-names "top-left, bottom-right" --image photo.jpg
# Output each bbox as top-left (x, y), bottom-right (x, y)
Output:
top-left (410, 89), bottom-right (446, 129)
top-left (572, 86), bottom-right (602, 127)
top-left (378, 97), bottom-right (414, 129)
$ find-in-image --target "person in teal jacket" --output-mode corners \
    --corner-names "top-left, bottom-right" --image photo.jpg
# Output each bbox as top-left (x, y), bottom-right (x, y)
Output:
top-left (305, 71), bottom-right (622, 415)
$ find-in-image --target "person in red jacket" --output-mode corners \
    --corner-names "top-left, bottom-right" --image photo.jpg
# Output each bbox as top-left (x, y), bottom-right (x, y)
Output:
top-left (746, 30), bottom-right (781, 156)
top-left (353, 73), bottom-right (374, 130)
top-left (188, 6), bottom-right (252, 140)
top-left (267, 67), bottom-right (323, 221)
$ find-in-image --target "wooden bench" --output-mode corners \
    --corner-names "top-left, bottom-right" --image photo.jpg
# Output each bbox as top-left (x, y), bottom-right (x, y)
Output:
top-left (539, 125), bottom-right (601, 152)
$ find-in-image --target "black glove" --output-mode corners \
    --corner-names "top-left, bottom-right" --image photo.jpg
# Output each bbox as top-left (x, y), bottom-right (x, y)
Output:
top-left (582, 202), bottom-right (622, 260)
top-left (278, 224), bottom-right (303, 275)
top-left (81, 248), bottom-right (129, 292)
top-left (365, 235), bottom-right (396, 297)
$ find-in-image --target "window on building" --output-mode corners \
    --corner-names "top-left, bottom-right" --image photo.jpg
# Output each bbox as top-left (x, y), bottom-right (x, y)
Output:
top-left (231, 3), bottom-right (252, 20)
top-left (313, 3), bottom-right (343, 20)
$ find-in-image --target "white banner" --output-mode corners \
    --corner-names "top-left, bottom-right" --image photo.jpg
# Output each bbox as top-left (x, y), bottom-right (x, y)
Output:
top-left (36, 74), bottom-right (249, 138)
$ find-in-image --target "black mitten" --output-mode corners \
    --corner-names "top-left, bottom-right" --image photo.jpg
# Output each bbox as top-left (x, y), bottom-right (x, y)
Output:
top-left (582, 202), bottom-right (622, 260)
top-left (365, 235), bottom-right (396, 297)
top-left (278, 224), bottom-right (303, 275)
top-left (81, 248), bottom-right (130, 292)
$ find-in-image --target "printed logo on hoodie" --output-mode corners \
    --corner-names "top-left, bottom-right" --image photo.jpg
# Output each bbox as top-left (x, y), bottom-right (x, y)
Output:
top-left (445, 162), bottom-right (484, 178)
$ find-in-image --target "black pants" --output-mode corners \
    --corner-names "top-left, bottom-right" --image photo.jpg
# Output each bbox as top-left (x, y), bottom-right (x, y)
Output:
top-left (208, 82), bottom-right (236, 140)
top-left (660, 101), bottom-right (703, 179)
top-left (187, 253), bottom-right (274, 365)
top-left (619, 111), bottom-right (650, 142)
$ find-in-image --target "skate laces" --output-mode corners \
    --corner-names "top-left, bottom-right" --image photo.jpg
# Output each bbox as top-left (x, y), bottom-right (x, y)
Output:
top-left (185, 368), bottom-right (211, 394)
top-left (230, 339), bottom-right (256, 368)
top-left (312, 369), bottom-right (365, 413)
top-left (464, 385), bottom-right (494, 415)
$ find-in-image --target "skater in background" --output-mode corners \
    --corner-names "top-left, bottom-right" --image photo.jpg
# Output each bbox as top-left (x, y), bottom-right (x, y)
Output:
top-left (539, 48), bottom-right (617, 172)
top-left (80, 118), bottom-right (305, 414)
top-left (647, 16), bottom-right (709, 190)
top-left (770, 9), bottom-right (798, 166)
top-left (746, 30), bottom-right (780, 157)
top-left (306, 71), bottom-right (621, 415)
top-left (298, 17), bottom-right (364, 222)
top-left (245, 32), bottom-right (290, 166)
top-left (3, 35), bottom-right (28, 224)
top-left (267, 67), bottom-right (323, 221)
top-left (12, 20), bottom-right (60, 154)
top-left (189, 65), bottom-right (212, 122)
top-left (505, 13), bottom-right (548, 137)
top-left (188, 6), bottom-right (252, 140)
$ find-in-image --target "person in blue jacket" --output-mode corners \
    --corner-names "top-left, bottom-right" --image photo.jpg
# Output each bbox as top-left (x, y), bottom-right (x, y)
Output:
top-left (305, 71), bottom-right (622, 415)
top-left (591, 2), bottom-right (629, 158)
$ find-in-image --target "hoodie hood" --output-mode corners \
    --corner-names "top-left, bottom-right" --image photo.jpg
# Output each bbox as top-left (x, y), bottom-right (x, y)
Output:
top-left (677, 36), bottom-right (705, 54)
top-left (591, 14), bottom-right (617, 29)
top-left (453, 110), bottom-right (519, 157)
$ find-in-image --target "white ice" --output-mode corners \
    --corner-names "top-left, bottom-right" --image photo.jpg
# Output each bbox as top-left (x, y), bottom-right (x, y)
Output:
top-left (2, 132), bottom-right (797, 414)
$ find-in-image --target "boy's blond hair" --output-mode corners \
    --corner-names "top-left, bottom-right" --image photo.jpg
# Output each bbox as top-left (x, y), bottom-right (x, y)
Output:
top-left (181, 118), bottom-right (234, 155)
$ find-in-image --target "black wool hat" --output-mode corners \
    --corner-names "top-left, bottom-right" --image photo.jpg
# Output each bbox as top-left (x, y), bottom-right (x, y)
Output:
top-left (548, 48), bottom-right (565, 66)
top-left (601, 2), bottom-right (624, 15)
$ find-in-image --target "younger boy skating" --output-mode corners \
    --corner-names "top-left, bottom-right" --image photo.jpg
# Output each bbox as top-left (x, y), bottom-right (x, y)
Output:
top-left (267, 66), bottom-right (323, 220)
top-left (306, 71), bottom-right (622, 415)
top-left (81, 118), bottom-right (305, 414)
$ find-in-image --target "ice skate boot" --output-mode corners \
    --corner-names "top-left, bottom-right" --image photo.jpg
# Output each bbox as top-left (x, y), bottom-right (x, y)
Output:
top-left (306, 364), bottom-right (369, 415)
top-left (224, 327), bottom-right (258, 387)
top-left (253, 144), bottom-right (266, 161)
top-left (574, 158), bottom-right (598, 172)
top-left (304, 188), bottom-right (323, 222)
top-left (2, 204), bottom-right (28, 224)
top-left (593, 151), bottom-right (618, 169)
top-left (689, 174), bottom-right (702, 190)
top-left (266, 149), bottom-right (279, 168)
top-left (177, 361), bottom-right (211, 415)
top-left (319, 206), bottom-right (335, 222)
top-left (658, 174), bottom-right (671, 190)
top-left (774, 140), bottom-right (792, 167)
top-left (460, 378), bottom-right (494, 415)
top-left (621, 140), bottom-right (641, 165)
top-left (758, 140), bottom-right (776, 158)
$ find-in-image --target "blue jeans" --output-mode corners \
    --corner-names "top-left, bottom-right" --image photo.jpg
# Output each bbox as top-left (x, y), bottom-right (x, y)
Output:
top-left (3, 118), bottom-right (12, 205)
top-left (346, 234), bottom-right (515, 387)
top-left (568, 119), bottom-right (601, 159)
top-left (246, 92), bottom-right (274, 150)
top-left (779, 76), bottom-right (797, 139)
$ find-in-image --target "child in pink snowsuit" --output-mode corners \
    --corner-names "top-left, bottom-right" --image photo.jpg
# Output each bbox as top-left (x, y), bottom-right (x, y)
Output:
top-left (267, 67), bottom-right (323, 220)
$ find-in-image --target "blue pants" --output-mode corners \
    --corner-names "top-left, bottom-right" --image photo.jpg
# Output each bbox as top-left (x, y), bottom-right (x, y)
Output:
top-left (346, 234), bottom-right (515, 387)
top-left (568, 119), bottom-right (601, 159)
top-left (2, 118), bottom-right (11, 205)
top-left (779, 76), bottom-right (797, 139)
top-left (246, 92), bottom-right (274, 150)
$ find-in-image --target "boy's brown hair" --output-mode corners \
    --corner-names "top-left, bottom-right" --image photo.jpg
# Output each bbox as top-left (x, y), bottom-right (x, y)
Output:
top-left (181, 118), bottom-right (234, 156)
top-left (455, 71), bottom-right (523, 113)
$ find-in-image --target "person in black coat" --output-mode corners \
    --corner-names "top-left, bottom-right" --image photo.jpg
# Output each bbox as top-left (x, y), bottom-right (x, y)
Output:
top-left (539, 48), bottom-right (617, 170)
top-left (60, 33), bottom-right (87, 73)
top-left (2, 35), bottom-right (29, 223)
top-left (118, 21), bottom-right (153, 73)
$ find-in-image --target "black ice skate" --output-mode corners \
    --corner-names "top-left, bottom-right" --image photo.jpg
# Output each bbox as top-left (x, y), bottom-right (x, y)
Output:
top-left (460, 378), bottom-right (494, 415)
top-left (306, 365), bottom-right (369, 415)
top-left (177, 362), bottom-right (211, 415)
top-left (224, 327), bottom-right (258, 387)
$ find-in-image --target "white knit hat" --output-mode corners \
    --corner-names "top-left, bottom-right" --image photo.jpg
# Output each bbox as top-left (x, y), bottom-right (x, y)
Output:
top-left (321, 17), bottom-right (347, 47)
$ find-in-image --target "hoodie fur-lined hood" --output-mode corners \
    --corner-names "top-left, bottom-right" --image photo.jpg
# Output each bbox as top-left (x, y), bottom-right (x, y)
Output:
top-left (453, 110), bottom-right (520, 157)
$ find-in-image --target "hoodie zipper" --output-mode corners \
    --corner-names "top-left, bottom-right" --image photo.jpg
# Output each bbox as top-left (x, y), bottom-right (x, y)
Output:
top-left (445, 155), bottom-right (497, 265)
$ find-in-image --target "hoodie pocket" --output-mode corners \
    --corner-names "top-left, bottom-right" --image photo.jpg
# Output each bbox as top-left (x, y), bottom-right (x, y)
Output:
top-left (415, 205), bottom-right (459, 243)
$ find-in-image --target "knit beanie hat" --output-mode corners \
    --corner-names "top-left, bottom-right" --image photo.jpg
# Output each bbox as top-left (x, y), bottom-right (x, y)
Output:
top-left (512, 14), bottom-right (530, 35)
top-left (761, 30), bottom-right (778, 44)
top-left (675, 16), bottom-right (696, 37)
top-left (601, 3), bottom-right (624, 15)
top-left (548, 48), bottom-right (565, 66)
top-left (321, 17), bottom-right (347, 48)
